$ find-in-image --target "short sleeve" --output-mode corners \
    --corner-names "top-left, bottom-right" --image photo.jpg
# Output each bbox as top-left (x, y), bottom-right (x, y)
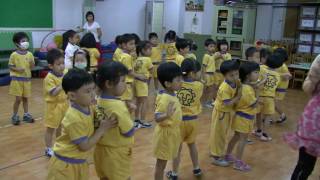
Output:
top-left (155, 95), bottom-right (167, 115)
top-left (66, 121), bottom-right (88, 144)
top-left (8, 53), bottom-right (15, 66)
top-left (202, 55), bottom-right (208, 66)
top-left (121, 55), bottom-right (133, 71)
top-left (94, 22), bottom-right (101, 28)
top-left (115, 110), bottom-right (134, 137)
top-left (147, 59), bottom-right (153, 70)
top-left (83, 22), bottom-right (88, 29)
top-left (93, 48), bottom-right (100, 58)
top-left (65, 45), bottom-right (75, 59)
top-left (44, 76), bottom-right (57, 94)
top-left (29, 53), bottom-right (35, 64)
top-left (219, 85), bottom-right (233, 103)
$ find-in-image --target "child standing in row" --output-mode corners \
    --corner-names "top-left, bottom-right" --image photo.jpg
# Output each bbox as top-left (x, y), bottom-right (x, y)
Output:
top-left (134, 41), bottom-right (153, 128)
top-left (167, 59), bottom-right (203, 179)
top-left (245, 47), bottom-right (260, 64)
top-left (225, 62), bottom-right (260, 171)
top-left (149, 32), bottom-right (162, 92)
top-left (43, 49), bottom-right (69, 157)
top-left (62, 30), bottom-right (80, 69)
top-left (174, 38), bottom-right (190, 66)
top-left (47, 69), bottom-right (117, 180)
top-left (94, 61), bottom-right (135, 180)
top-left (214, 40), bottom-right (232, 88)
top-left (72, 49), bottom-right (91, 71)
top-left (202, 39), bottom-right (217, 108)
top-left (209, 60), bottom-right (241, 166)
top-left (80, 32), bottom-right (101, 72)
top-left (186, 39), bottom-right (197, 60)
top-left (164, 30), bottom-right (178, 62)
top-left (9, 32), bottom-right (35, 125)
top-left (113, 35), bottom-right (123, 61)
top-left (153, 62), bottom-right (182, 180)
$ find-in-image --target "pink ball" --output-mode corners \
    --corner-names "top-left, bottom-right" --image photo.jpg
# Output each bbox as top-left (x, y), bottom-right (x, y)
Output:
top-left (47, 42), bottom-right (57, 51)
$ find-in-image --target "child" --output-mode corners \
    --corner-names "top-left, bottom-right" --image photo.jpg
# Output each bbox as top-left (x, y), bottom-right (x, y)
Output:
top-left (72, 49), bottom-right (91, 72)
top-left (274, 48), bottom-right (292, 123)
top-left (153, 62), bottom-right (182, 180)
top-left (209, 60), bottom-right (241, 167)
top-left (259, 48), bottom-right (271, 65)
top-left (245, 47), bottom-right (260, 64)
top-left (254, 54), bottom-right (282, 141)
top-left (225, 62), bottom-right (260, 171)
top-left (80, 33), bottom-right (101, 72)
top-left (134, 41), bottom-right (153, 128)
top-left (113, 35), bottom-right (123, 61)
top-left (44, 49), bottom-right (69, 157)
top-left (167, 59), bottom-right (203, 179)
top-left (283, 55), bottom-right (320, 180)
top-left (62, 30), bottom-right (80, 69)
top-left (185, 39), bottom-right (197, 60)
top-left (202, 38), bottom-right (217, 108)
top-left (94, 61), bottom-right (135, 180)
top-left (149, 32), bottom-right (162, 92)
top-left (47, 69), bottom-right (117, 180)
top-left (8, 32), bottom-right (35, 125)
top-left (174, 38), bottom-right (190, 66)
top-left (164, 30), bottom-right (178, 62)
top-left (214, 40), bottom-right (232, 87)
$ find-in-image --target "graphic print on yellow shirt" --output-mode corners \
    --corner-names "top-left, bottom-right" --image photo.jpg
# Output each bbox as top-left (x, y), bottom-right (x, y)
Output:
top-left (260, 67), bottom-right (280, 97)
top-left (8, 51), bottom-right (34, 78)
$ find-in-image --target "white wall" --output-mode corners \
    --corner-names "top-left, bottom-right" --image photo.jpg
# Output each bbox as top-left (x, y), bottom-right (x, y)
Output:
top-left (164, 0), bottom-right (184, 37)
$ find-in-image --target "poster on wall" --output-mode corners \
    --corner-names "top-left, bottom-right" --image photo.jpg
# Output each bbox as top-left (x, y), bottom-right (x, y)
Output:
top-left (185, 0), bottom-right (204, 11)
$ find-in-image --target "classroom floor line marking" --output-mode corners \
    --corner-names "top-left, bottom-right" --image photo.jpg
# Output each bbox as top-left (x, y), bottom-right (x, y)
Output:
top-left (0, 154), bottom-right (45, 172)
top-left (0, 117), bottom-right (42, 129)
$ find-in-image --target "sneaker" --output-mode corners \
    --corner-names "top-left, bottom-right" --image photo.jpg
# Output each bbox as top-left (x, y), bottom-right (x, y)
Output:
top-left (276, 113), bottom-right (287, 124)
top-left (260, 133), bottom-right (272, 141)
top-left (225, 154), bottom-right (235, 163)
top-left (193, 168), bottom-right (202, 176)
top-left (233, 160), bottom-right (251, 172)
top-left (246, 139), bottom-right (254, 145)
top-left (138, 120), bottom-right (152, 128)
top-left (254, 130), bottom-right (262, 137)
top-left (211, 157), bottom-right (229, 167)
top-left (134, 120), bottom-right (142, 129)
top-left (45, 147), bottom-right (54, 157)
top-left (23, 113), bottom-right (34, 123)
top-left (11, 115), bottom-right (20, 125)
top-left (166, 171), bottom-right (178, 180)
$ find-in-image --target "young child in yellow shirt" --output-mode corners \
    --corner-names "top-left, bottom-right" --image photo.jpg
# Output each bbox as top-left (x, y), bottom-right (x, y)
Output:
top-left (202, 38), bottom-right (217, 108)
top-left (274, 48), bottom-right (292, 123)
top-left (153, 62), bottom-right (182, 180)
top-left (174, 38), bottom-right (190, 66)
top-left (214, 40), bottom-right (232, 86)
top-left (47, 69), bottom-right (117, 180)
top-left (149, 32), bottom-right (162, 92)
top-left (225, 62), bottom-right (260, 172)
top-left (72, 49), bottom-right (91, 71)
top-left (134, 41), bottom-right (153, 128)
top-left (113, 35), bottom-right (123, 61)
top-left (8, 32), bottom-right (35, 125)
top-left (164, 30), bottom-right (178, 62)
top-left (94, 61), bottom-right (135, 180)
top-left (185, 39), bottom-right (197, 60)
top-left (245, 47), bottom-right (260, 64)
top-left (44, 49), bottom-right (69, 157)
top-left (167, 59), bottom-right (203, 179)
top-left (209, 60), bottom-right (241, 167)
top-left (80, 33), bottom-right (100, 72)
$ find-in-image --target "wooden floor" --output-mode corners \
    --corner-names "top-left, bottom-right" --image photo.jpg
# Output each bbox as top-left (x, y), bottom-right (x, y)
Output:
top-left (0, 78), bottom-right (319, 180)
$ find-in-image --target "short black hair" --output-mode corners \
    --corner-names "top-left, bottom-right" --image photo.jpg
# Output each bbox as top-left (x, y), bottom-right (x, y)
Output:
top-left (220, 59), bottom-right (240, 75)
top-left (62, 30), bottom-right (77, 51)
top-left (164, 30), bottom-right (177, 42)
top-left (204, 38), bottom-right (216, 47)
top-left (80, 33), bottom-right (96, 48)
top-left (47, 48), bottom-right (64, 65)
top-left (217, 40), bottom-right (229, 51)
top-left (85, 11), bottom-right (95, 21)
top-left (245, 47), bottom-right (258, 59)
top-left (148, 32), bottom-right (158, 40)
top-left (13, 32), bottom-right (29, 44)
top-left (136, 41), bottom-right (152, 56)
top-left (181, 59), bottom-right (201, 76)
top-left (72, 49), bottom-right (91, 71)
top-left (273, 48), bottom-right (288, 62)
top-left (131, 33), bottom-right (141, 45)
top-left (157, 62), bottom-right (182, 88)
top-left (115, 35), bottom-right (122, 46)
top-left (239, 61), bottom-right (260, 83)
top-left (96, 61), bottom-right (128, 90)
top-left (175, 38), bottom-right (189, 52)
top-left (62, 68), bottom-right (94, 93)
top-left (121, 33), bottom-right (135, 44)
top-left (266, 54), bottom-right (283, 69)
top-left (260, 48), bottom-right (271, 60)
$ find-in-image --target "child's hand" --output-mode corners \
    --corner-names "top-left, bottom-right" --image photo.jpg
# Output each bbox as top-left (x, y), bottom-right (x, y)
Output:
top-left (16, 67), bottom-right (25, 73)
top-left (282, 73), bottom-right (292, 80)
top-left (166, 102), bottom-right (176, 117)
top-left (214, 52), bottom-right (222, 58)
top-left (137, 74), bottom-right (148, 81)
top-left (99, 114), bottom-right (118, 131)
top-left (127, 102), bottom-right (137, 113)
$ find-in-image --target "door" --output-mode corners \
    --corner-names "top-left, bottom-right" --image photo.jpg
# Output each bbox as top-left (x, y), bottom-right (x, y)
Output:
top-left (231, 9), bottom-right (244, 36)
top-left (216, 8), bottom-right (230, 35)
top-left (145, 1), bottom-right (164, 40)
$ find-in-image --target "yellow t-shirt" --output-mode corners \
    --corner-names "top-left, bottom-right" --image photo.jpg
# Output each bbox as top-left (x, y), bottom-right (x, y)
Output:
top-left (119, 52), bottom-right (134, 83)
top-left (113, 48), bottom-right (123, 61)
top-left (185, 53), bottom-right (197, 60)
top-left (175, 54), bottom-right (185, 66)
top-left (53, 104), bottom-right (94, 160)
top-left (202, 53), bottom-right (216, 73)
top-left (177, 80), bottom-right (204, 117)
top-left (235, 84), bottom-right (257, 115)
top-left (134, 57), bottom-right (153, 78)
top-left (151, 45), bottom-right (162, 63)
top-left (214, 52), bottom-right (232, 71)
top-left (260, 67), bottom-right (281, 97)
top-left (276, 64), bottom-right (290, 91)
top-left (155, 91), bottom-right (182, 127)
top-left (164, 43), bottom-right (177, 61)
top-left (43, 72), bottom-right (67, 103)
top-left (214, 80), bottom-right (237, 112)
top-left (83, 48), bottom-right (100, 68)
top-left (8, 51), bottom-right (34, 78)
top-left (96, 95), bottom-right (134, 147)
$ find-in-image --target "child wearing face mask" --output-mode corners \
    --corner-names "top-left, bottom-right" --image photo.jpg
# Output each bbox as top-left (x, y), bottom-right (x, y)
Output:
top-left (72, 49), bottom-right (91, 72)
top-left (8, 32), bottom-right (35, 125)
top-left (62, 30), bottom-right (80, 69)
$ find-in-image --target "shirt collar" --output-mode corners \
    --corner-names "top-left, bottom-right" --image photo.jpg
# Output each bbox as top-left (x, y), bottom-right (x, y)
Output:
top-left (100, 94), bottom-right (120, 100)
top-left (225, 80), bottom-right (237, 89)
top-left (71, 103), bottom-right (90, 116)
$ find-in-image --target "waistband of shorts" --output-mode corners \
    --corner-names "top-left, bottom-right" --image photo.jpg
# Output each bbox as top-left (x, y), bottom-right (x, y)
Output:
top-left (182, 115), bottom-right (198, 121)
top-left (10, 76), bottom-right (31, 82)
top-left (236, 111), bottom-right (255, 120)
top-left (134, 77), bottom-right (148, 83)
top-left (54, 153), bottom-right (86, 164)
top-left (276, 88), bottom-right (287, 92)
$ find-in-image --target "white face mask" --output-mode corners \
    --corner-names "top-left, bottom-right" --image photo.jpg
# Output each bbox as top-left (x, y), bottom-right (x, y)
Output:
top-left (19, 42), bottom-right (29, 50)
top-left (74, 62), bottom-right (87, 69)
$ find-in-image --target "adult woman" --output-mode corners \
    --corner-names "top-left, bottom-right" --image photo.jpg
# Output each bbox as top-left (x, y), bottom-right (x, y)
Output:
top-left (82, 11), bottom-right (102, 52)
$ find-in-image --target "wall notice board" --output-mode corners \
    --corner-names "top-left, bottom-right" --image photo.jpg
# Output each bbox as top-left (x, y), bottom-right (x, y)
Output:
top-left (0, 0), bottom-right (53, 28)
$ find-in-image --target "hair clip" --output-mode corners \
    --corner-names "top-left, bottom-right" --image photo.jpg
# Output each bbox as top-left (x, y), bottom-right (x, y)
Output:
top-left (182, 71), bottom-right (187, 75)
